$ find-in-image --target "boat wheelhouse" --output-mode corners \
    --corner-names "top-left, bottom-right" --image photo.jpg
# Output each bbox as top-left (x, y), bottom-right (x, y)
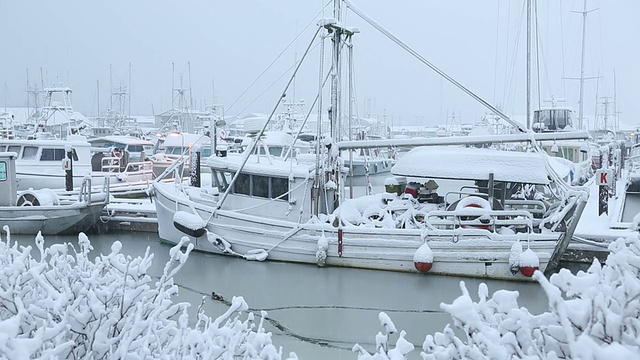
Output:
top-left (0, 135), bottom-right (93, 190)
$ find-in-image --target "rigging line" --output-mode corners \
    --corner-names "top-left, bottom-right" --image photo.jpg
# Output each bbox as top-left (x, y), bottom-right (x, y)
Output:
top-left (502, 0), bottom-right (512, 109)
top-left (596, 0), bottom-right (605, 88)
top-left (216, 27), bottom-right (322, 213)
top-left (343, 0), bottom-right (525, 132)
top-left (559, 0), bottom-right (567, 98)
top-left (226, 0), bottom-right (332, 114)
top-left (493, 0), bottom-right (501, 104)
top-left (230, 41), bottom-right (320, 119)
top-left (535, 2), bottom-right (553, 100)
top-left (503, 2), bottom-right (525, 115)
top-left (284, 67), bottom-right (332, 160)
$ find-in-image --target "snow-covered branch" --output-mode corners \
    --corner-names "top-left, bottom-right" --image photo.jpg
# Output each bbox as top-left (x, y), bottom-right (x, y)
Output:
top-left (0, 232), bottom-right (293, 360)
top-left (360, 234), bottom-right (640, 359)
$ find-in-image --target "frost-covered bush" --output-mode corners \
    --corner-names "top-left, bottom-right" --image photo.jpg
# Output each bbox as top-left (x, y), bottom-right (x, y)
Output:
top-left (0, 230), bottom-right (293, 360)
top-left (357, 234), bottom-right (640, 359)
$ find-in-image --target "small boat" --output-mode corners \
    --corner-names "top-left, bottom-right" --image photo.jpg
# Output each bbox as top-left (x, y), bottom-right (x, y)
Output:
top-left (88, 135), bottom-right (156, 197)
top-left (0, 152), bottom-right (108, 235)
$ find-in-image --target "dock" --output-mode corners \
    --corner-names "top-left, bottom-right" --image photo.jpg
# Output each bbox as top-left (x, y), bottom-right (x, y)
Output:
top-left (93, 197), bottom-right (158, 233)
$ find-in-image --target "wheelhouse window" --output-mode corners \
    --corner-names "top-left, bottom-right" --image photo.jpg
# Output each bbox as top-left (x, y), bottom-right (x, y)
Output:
top-left (128, 145), bottom-right (144, 153)
top-left (235, 173), bottom-right (251, 195)
top-left (272, 177), bottom-right (289, 201)
top-left (252, 175), bottom-right (269, 198)
top-left (0, 161), bottom-right (6, 181)
top-left (41, 148), bottom-right (78, 161)
top-left (22, 146), bottom-right (38, 160)
top-left (229, 172), bottom-right (289, 201)
top-left (7, 146), bottom-right (21, 157)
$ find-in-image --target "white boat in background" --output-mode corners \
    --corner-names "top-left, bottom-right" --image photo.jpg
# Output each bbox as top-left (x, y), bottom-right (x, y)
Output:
top-left (0, 135), bottom-right (94, 190)
top-left (343, 145), bottom-right (394, 177)
top-left (151, 132), bottom-right (213, 178)
top-left (0, 152), bottom-right (108, 235)
top-left (88, 135), bottom-right (156, 196)
top-left (534, 105), bottom-right (595, 185)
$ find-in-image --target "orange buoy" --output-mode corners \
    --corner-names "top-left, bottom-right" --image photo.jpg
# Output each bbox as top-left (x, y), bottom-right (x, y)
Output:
top-left (519, 266), bottom-right (539, 277)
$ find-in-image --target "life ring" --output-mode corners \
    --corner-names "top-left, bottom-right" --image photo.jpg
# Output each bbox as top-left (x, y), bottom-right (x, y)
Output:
top-left (112, 147), bottom-right (123, 159)
top-left (456, 196), bottom-right (491, 229)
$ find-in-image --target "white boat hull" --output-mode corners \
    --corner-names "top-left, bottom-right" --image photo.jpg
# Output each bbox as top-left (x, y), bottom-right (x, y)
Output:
top-left (154, 182), bottom-right (559, 280)
top-left (0, 196), bottom-right (107, 235)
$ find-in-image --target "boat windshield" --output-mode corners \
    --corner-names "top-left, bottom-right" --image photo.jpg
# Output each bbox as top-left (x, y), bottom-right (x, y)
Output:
top-left (534, 109), bottom-right (573, 131)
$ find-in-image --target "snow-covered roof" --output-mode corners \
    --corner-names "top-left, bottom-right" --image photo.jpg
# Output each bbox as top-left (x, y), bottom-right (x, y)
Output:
top-left (1, 107), bottom-right (87, 125)
top-left (163, 133), bottom-right (211, 147)
top-left (206, 153), bottom-right (314, 178)
top-left (88, 135), bottom-right (154, 146)
top-left (391, 146), bottom-right (550, 184)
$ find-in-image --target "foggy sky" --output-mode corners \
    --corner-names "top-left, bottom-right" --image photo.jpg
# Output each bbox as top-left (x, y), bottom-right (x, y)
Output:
top-left (0, 0), bottom-right (638, 129)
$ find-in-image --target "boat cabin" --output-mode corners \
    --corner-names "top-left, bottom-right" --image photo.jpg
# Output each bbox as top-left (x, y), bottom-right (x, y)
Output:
top-left (88, 136), bottom-right (154, 172)
top-left (533, 107), bottom-right (574, 132)
top-left (207, 153), bottom-right (316, 221)
top-left (391, 146), bottom-right (554, 220)
top-left (0, 135), bottom-right (91, 164)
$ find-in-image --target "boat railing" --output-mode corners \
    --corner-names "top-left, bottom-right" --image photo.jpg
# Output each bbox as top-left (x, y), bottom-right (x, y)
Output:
top-left (101, 156), bottom-right (153, 174)
top-left (426, 209), bottom-right (535, 234)
top-left (77, 177), bottom-right (92, 203)
top-left (503, 199), bottom-right (547, 218)
top-left (123, 160), bottom-right (153, 174)
top-left (54, 176), bottom-right (109, 205)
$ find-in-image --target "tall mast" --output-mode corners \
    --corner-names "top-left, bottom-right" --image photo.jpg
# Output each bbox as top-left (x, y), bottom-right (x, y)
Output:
top-left (171, 62), bottom-right (175, 109)
top-left (577, 0), bottom-right (588, 130)
top-left (128, 62), bottom-right (132, 117)
top-left (26, 69), bottom-right (30, 117)
top-left (97, 80), bottom-right (100, 119)
top-left (614, 69), bottom-right (618, 131)
top-left (109, 64), bottom-right (113, 111)
top-left (526, 0), bottom-right (532, 130)
top-left (330, 0), bottom-right (341, 142)
top-left (188, 61), bottom-right (193, 109)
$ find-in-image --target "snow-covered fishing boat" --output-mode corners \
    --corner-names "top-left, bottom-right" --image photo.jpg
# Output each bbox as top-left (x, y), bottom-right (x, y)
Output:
top-left (154, 140), bottom-right (586, 280)
top-left (153, 0), bottom-right (588, 280)
top-left (0, 152), bottom-right (108, 235)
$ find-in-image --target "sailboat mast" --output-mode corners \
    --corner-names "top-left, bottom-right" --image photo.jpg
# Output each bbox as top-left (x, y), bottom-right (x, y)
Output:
top-left (97, 80), bottom-right (100, 119)
top-left (128, 62), bottom-right (132, 117)
top-left (614, 69), bottom-right (618, 131)
top-left (577, 0), bottom-right (588, 130)
top-left (526, 0), bottom-right (532, 130)
top-left (330, 0), bottom-right (341, 142)
top-left (109, 64), bottom-right (113, 111)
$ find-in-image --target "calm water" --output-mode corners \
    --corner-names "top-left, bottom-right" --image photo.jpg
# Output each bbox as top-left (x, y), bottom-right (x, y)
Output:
top-left (13, 231), bottom-right (558, 360)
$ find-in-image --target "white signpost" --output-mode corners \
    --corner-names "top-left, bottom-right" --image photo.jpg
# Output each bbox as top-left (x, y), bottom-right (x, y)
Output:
top-left (596, 169), bottom-right (614, 187)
